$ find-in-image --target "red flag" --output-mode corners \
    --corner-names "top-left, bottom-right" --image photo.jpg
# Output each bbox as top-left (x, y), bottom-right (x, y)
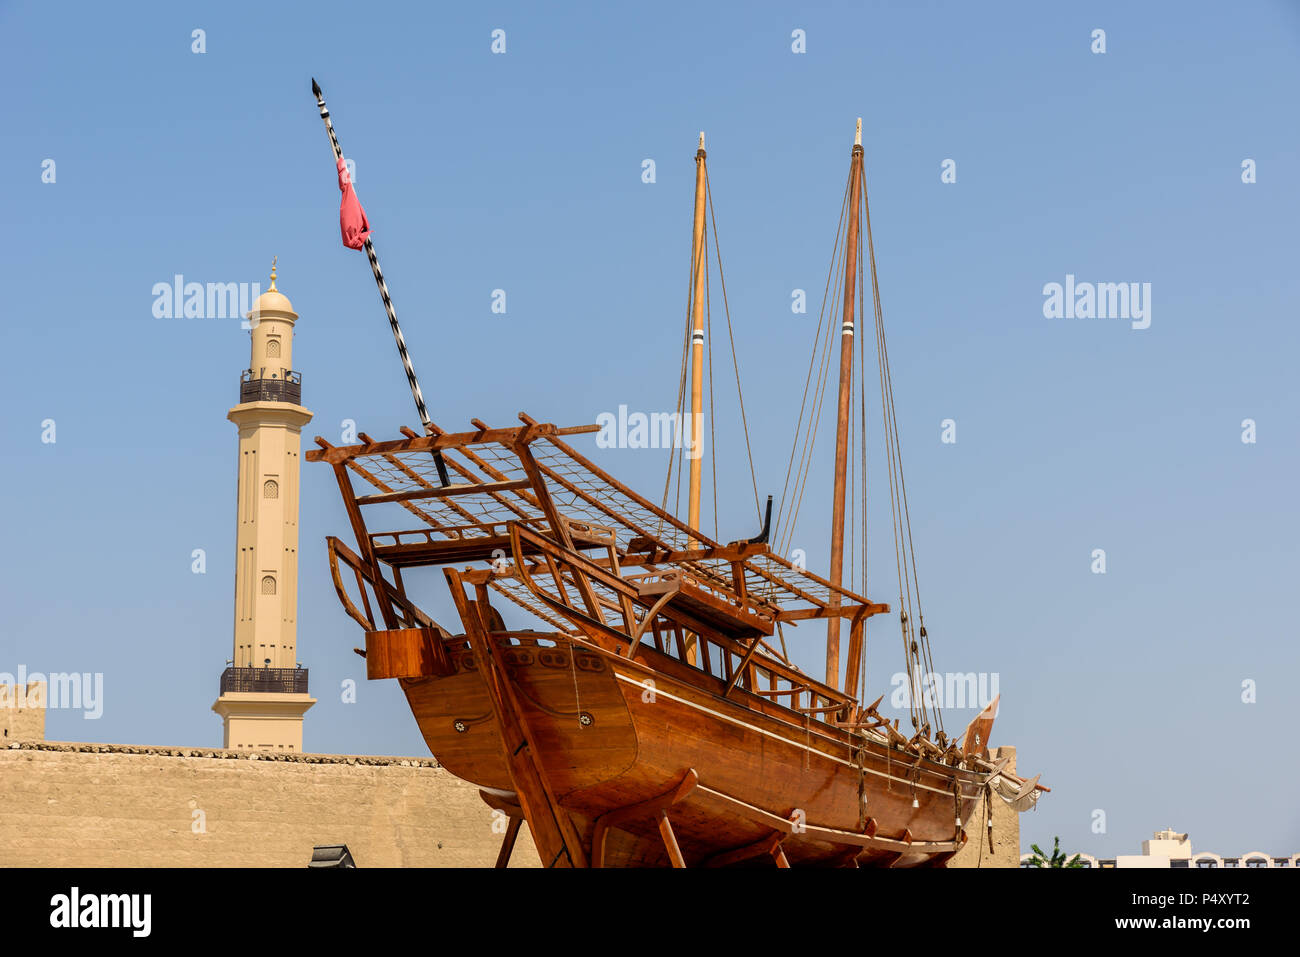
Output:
top-left (336, 156), bottom-right (371, 250)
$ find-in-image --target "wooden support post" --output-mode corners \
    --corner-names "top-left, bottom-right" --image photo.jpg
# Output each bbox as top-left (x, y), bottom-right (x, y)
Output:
top-left (495, 816), bottom-right (523, 869)
top-left (445, 568), bottom-right (588, 868)
top-left (590, 769), bottom-right (698, 868)
top-left (658, 810), bottom-right (687, 868)
top-left (843, 612), bottom-right (865, 700)
top-left (723, 636), bottom-right (766, 699)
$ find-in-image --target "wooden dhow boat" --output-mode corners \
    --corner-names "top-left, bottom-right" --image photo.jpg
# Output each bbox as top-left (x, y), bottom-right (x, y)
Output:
top-left (306, 89), bottom-right (1044, 867)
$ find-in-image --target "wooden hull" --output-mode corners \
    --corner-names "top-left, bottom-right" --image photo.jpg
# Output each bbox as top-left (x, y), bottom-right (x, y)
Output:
top-left (400, 636), bottom-right (982, 867)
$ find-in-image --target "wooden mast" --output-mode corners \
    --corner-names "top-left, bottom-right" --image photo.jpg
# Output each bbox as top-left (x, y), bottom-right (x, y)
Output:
top-left (687, 131), bottom-right (708, 544)
top-left (685, 132), bottom-right (708, 666)
top-left (826, 119), bottom-right (864, 690)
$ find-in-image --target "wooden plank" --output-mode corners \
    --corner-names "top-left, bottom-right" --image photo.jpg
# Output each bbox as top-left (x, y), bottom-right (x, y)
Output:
top-left (960, 694), bottom-right (1000, 758)
top-left (777, 603), bottom-right (888, 622)
top-left (690, 784), bottom-right (795, 835)
top-left (625, 542), bottom-right (772, 564)
top-left (373, 532), bottom-right (604, 568)
top-left (355, 478), bottom-right (530, 506)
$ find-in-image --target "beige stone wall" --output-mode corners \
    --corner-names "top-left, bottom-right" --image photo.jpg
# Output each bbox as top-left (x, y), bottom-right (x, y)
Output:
top-left (0, 683), bottom-right (46, 744)
top-left (0, 741), bottom-right (538, 868)
top-left (949, 746), bottom-right (1021, 868)
top-left (1, 681), bottom-right (1019, 869)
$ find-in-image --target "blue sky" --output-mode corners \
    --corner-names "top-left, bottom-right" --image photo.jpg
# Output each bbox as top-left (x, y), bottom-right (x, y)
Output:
top-left (2, 1), bottom-right (1297, 859)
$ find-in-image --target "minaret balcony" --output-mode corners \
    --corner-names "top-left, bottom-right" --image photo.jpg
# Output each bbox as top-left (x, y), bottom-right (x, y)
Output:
top-left (219, 666), bottom-right (309, 695)
top-left (239, 368), bottom-right (302, 404)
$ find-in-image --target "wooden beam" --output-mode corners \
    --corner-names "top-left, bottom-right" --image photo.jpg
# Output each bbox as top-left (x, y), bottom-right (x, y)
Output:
top-left (844, 614), bottom-right (865, 700)
top-left (776, 603), bottom-right (888, 622)
top-left (627, 541), bottom-right (771, 565)
top-left (359, 432), bottom-right (486, 528)
top-left (355, 478), bottom-right (530, 506)
top-left (722, 635), bottom-right (767, 699)
top-left (427, 422), bottom-right (541, 512)
top-left (690, 784), bottom-right (795, 835)
top-left (307, 422), bottom-right (599, 465)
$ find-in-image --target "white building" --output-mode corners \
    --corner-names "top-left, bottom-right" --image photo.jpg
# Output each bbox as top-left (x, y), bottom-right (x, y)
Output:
top-left (1022, 828), bottom-right (1299, 868)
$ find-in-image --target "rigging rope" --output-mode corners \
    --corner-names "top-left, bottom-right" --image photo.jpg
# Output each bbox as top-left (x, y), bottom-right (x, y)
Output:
top-left (776, 232), bottom-right (846, 558)
top-left (662, 159), bottom-right (762, 541)
top-left (658, 192), bottom-right (698, 539)
top-left (705, 224), bottom-right (718, 542)
top-left (862, 157), bottom-right (942, 735)
top-left (774, 173), bottom-right (851, 554)
top-left (706, 172), bottom-right (762, 522)
top-left (773, 142), bottom-right (943, 735)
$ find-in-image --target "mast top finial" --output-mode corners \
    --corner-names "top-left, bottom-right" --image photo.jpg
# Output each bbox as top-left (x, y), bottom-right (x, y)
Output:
top-left (269, 256), bottom-right (278, 292)
top-left (699, 131), bottom-right (705, 150)
top-left (854, 118), bottom-right (862, 147)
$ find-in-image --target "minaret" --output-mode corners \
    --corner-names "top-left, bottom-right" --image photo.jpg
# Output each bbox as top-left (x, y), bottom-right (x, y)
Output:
top-left (212, 260), bottom-right (316, 750)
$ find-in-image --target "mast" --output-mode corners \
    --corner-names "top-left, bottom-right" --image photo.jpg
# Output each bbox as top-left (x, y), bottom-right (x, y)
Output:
top-left (825, 119), bottom-right (864, 689)
top-left (687, 131), bottom-right (708, 544)
top-left (682, 132), bottom-right (708, 667)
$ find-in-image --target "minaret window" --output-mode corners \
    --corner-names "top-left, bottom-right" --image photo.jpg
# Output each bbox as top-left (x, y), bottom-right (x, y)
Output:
top-left (262, 575), bottom-right (277, 595)
top-left (266, 338), bottom-right (281, 358)
top-left (263, 479), bottom-right (279, 499)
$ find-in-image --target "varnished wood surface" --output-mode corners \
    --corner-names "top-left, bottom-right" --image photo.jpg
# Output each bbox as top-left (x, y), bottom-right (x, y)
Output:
top-left (365, 627), bottom-right (453, 680)
top-left (401, 633), bottom-right (981, 867)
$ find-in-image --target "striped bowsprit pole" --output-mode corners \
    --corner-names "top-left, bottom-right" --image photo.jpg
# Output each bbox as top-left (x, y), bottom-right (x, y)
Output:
top-left (311, 78), bottom-right (451, 487)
